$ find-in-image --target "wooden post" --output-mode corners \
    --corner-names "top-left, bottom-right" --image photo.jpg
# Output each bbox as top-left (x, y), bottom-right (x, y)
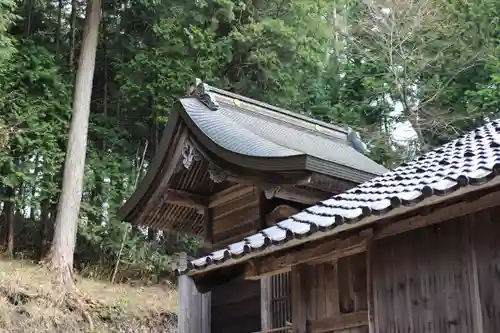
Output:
top-left (261, 276), bottom-right (272, 330)
top-left (468, 218), bottom-right (484, 333)
top-left (178, 253), bottom-right (211, 333)
top-left (366, 243), bottom-right (375, 333)
top-left (291, 264), bottom-right (308, 333)
top-left (203, 207), bottom-right (213, 249)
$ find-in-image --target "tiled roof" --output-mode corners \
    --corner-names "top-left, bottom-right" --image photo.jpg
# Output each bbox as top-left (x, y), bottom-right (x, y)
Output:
top-left (176, 119), bottom-right (500, 276)
top-left (180, 94), bottom-right (388, 180)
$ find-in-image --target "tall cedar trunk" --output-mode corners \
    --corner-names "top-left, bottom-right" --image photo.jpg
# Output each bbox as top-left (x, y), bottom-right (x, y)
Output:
top-left (45, 0), bottom-right (102, 288)
top-left (3, 187), bottom-right (15, 258)
top-left (37, 198), bottom-right (51, 261)
top-left (30, 155), bottom-right (40, 221)
top-left (55, 0), bottom-right (63, 57)
top-left (25, 0), bottom-right (33, 36)
top-left (69, 0), bottom-right (77, 68)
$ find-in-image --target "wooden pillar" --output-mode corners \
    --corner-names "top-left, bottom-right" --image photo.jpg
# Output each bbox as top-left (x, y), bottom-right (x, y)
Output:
top-left (203, 207), bottom-right (213, 249)
top-left (178, 252), bottom-right (211, 333)
top-left (261, 276), bottom-right (272, 330)
top-left (468, 217), bottom-right (484, 333)
top-left (366, 244), bottom-right (375, 333)
top-left (291, 264), bottom-right (308, 333)
top-left (178, 275), bottom-right (211, 333)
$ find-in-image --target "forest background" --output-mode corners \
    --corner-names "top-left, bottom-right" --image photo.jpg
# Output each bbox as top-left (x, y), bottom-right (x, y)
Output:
top-left (0, 0), bottom-right (498, 286)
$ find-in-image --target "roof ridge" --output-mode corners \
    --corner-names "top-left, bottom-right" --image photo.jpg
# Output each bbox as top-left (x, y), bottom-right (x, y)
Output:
top-left (189, 79), bottom-right (348, 135)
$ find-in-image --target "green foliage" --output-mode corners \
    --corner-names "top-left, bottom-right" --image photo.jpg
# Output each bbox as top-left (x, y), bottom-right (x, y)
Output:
top-left (0, 0), bottom-right (499, 285)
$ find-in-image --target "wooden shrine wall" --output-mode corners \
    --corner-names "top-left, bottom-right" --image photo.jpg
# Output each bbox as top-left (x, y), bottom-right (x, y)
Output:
top-left (304, 255), bottom-right (369, 333)
top-left (211, 185), bottom-right (259, 246)
top-left (211, 275), bottom-right (261, 333)
top-left (372, 207), bottom-right (500, 333)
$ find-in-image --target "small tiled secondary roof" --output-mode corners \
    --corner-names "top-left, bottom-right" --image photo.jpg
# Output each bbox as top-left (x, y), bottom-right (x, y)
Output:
top-left (180, 92), bottom-right (388, 180)
top-left (177, 118), bottom-right (500, 275)
top-left (180, 85), bottom-right (388, 182)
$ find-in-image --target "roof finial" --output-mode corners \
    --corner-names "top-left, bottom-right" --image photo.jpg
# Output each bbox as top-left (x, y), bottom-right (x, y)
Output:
top-left (347, 126), bottom-right (370, 155)
top-left (191, 78), bottom-right (219, 111)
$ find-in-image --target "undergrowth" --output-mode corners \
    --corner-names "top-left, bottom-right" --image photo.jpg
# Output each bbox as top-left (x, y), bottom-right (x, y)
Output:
top-left (0, 260), bottom-right (178, 333)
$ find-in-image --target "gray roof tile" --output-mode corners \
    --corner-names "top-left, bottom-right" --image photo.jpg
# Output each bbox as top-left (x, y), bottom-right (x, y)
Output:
top-left (180, 93), bottom-right (388, 177)
top-left (177, 119), bottom-right (500, 276)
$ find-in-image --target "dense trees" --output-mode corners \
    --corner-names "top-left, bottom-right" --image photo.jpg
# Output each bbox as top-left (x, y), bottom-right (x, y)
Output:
top-left (0, 0), bottom-right (498, 283)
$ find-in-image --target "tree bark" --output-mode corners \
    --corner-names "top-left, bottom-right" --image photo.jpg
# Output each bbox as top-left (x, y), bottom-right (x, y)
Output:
top-left (45, 0), bottom-right (102, 288)
top-left (25, 0), bottom-right (33, 37)
top-left (3, 187), bottom-right (15, 258)
top-left (37, 198), bottom-right (50, 261)
top-left (55, 0), bottom-right (63, 58)
top-left (69, 0), bottom-right (77, 68)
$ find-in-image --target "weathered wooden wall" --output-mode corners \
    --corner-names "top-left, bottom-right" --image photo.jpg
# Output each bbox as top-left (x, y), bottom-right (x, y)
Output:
top-left (286, 255), bottom-right (369, 333)
top-left (472, 209), bottom-right (500, 332)
top-left (178, 275), bottom-right (211, 333)
top-left (211, 275), bottom-right (261, 333)
top-left (372, 207), bottom-right (500, 333)
top-left (210, 185), bottom-right (303, 247)
top-left (304, 255), bottom-right (369, 333)
top-left (211, 185), bottom-right (258, 245)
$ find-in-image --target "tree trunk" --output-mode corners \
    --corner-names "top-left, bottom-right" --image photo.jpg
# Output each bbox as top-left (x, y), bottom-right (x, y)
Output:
top-left (45, 0), bottom-right (102, 288)
top-left (55, 0), bottom-right (63, 58)
top-left (3, 187), bottom-right (15, 258)
top-left (25, 0), bottom-right (33, 37)
top-left (37, 198), bottom-right (50, 261)
top-left (69, 0), bottom-right (77, 68)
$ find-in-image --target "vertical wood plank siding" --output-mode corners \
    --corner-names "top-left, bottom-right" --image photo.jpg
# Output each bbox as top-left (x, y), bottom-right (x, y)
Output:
top-left (294, 257), bottom-right (369, 333)
top-left (372, 208), bottom-right (500, 333)
top-left (470, 209), bottom-right (500, 332)
top-left (211, 276), bottom-right (261, 333)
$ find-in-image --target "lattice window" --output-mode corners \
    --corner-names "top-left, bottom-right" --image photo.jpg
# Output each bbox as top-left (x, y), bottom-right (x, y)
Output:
top-left (270, 271), bottom-right (292, 332)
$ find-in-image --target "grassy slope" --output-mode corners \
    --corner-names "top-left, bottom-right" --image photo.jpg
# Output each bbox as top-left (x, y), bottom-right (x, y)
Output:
top-left (0, 260), bottom-right (177, 333)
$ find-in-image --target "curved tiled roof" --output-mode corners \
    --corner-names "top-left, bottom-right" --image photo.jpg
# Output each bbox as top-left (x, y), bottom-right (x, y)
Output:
top-left (180, 96), bottom-right (388, 176)
top-left (118, 80), bottom-right (387, 230)
top-left (179, 92), bottom-right (388, 183)
top-left (177, 118), bottom-right (500, 275)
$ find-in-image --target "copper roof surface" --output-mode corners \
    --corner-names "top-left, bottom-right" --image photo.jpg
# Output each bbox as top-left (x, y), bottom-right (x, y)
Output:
top-left (177, 118), bottom-right (500, 275)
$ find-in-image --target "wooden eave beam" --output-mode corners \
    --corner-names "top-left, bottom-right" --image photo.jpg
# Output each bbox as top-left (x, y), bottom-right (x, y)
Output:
top-left (265, 205), bottom-right (299, 226)
top-left (203, 206), bottom-right (213, 248)
top-left (274, 186), bottom-right (331, 205)
top-left (163, 188), bottom-right (208, 211)
top-left (137, 128), bottom-right (188, 224)
top-left (245, 186), bottom-right (500, 279)
top-left (300, 173), bottom-right (356, 194)
top-left (208, 184), bottom-right (253, 208)
top-left (245, 231), bottom-right (372, 279)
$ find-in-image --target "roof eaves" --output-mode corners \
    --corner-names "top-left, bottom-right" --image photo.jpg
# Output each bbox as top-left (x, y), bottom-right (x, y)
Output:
top-left (117, 111), bottom-right (182, 222)
top-left (176, 118), bottom-right (500, 276)
top-left (305, 156), bottom-right (387, 183)
top-left (177, 171), bottom-right (500, 276)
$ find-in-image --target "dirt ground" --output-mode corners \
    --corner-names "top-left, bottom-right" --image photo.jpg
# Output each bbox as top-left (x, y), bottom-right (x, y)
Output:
top-left (0, 260), bottom-right (177, 333)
